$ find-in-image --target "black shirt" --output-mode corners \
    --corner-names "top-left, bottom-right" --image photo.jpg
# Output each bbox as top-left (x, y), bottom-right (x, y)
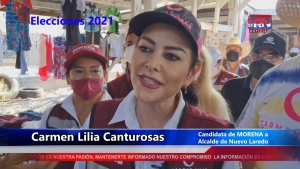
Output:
top-left (221, 74), bottom-right (253, 122)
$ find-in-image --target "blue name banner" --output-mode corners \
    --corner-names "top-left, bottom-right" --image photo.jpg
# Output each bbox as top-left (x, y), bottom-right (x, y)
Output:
top-left (0, 129), bottom-right (299, 146)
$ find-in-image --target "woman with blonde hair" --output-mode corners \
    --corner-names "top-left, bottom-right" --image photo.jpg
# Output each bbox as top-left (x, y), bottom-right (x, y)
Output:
top-left (195, 46), bottom-right (233, 121)
top-left (1, 4), bottom-right (238, 169)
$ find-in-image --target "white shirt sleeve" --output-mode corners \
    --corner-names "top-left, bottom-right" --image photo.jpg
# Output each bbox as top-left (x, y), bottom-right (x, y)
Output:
top-left (235, 83), bottom-right (261, 128)
top-left (38, 107), bottom-right (54, 129)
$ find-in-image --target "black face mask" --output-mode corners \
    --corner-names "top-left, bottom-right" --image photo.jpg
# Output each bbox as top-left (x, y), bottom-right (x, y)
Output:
top-left (290, 53), bottom-right (298, 58)
top-left (250, 60), bottom-right (274, 80)
top-left (226, 51), bottom-right (240, 62)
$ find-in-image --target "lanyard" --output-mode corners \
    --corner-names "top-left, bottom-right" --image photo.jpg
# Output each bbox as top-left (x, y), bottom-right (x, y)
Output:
top-left (130, 104), bottom-right (187, 169)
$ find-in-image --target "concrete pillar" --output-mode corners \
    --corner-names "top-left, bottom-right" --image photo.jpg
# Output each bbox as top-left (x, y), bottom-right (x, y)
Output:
top-left (131, 0), bottom-right (142, 17)
top-left (191, 0), bottom-right (198, 16)
top-left (144, 0), bottom-right (157, 12)
top-left (226, 0), bottom-right (237, 42)
top-left (237, 0), bottom-right (244, 40)
top-left (233, 0), bottom-right (239, 34)
top-left (213, 0), bottom-right (221, 33)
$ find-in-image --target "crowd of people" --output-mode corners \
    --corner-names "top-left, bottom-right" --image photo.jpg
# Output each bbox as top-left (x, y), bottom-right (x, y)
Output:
top-left (0, 3), bottom-right (299, 169)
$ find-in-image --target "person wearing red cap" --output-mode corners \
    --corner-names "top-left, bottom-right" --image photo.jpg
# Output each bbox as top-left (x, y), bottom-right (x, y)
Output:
top-left (0, 44), bottom-right (112, 169)
top-left (47, 44), bottom-right (111, 169)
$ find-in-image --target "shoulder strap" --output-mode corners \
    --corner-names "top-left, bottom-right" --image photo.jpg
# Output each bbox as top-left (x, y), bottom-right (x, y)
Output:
top-left (46, 103), bottom-right (80, 129)
top-left (46, 104), bottom-right (62, 129)
top-left (106, 83), bottom-right (115, 99)
top-left (89, 99), bottom-right (124, 128)
top-left (89, 103), bottom-right (98, 128)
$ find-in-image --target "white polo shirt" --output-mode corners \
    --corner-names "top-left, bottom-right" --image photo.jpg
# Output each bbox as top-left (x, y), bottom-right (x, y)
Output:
top-left (39, 91), bottom-right (112, 169)
top-left (108, 91), bottom-right (240, 169)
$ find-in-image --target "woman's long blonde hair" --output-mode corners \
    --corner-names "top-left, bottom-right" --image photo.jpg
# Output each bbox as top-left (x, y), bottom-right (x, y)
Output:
top-left (195, 47), bottom-right (233, 121)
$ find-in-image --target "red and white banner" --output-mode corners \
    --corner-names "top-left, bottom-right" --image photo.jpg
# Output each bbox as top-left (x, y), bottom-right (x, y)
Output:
top-left (33, 153), bottom-right (281, 161)
top-left (4, 146), bottom-right (298, 161)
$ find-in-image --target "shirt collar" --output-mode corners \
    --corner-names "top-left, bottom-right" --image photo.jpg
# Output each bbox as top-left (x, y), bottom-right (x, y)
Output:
top-left (61, 91), bottom-right (112, 126)
top-left (242, 74), bottom-right (252, 90)
top-left (108, 90), bottom-right (186, 129)
top-left (226, 62), bottom-right (242, 75)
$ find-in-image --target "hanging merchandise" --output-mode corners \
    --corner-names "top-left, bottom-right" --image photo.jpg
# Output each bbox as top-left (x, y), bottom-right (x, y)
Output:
top-left (107, 33), bottom-right (125, 70)
top-left (100, 31), bottom-right (109, 59)
top-left (0, 29), bottom-right (4, 63)
top-left (20, 50), bottom-right (28, 75)
top-left (61, 0), bottom-right (85, 47)
top-left (26, 33), bottom-right (39, 66)
top-left (15, 45), bottom-right (28, 75)
top-left (1, 0), bottom-right (33, 51)
top-left (53, 36), bottom-right (67, 80)
top-left (107, 33), bottom-right (125, 58)
top-left (15, 49), bottom-right (21, 69)
top-left (38, 34), bottom-right (50, 81)
top-left (64, 41), bottom-right (72, 54)
top-left (47, 35), bottom-right (53, 73)
top-left (84, 3), bottom-right (101, 45)
top-left (105, 4), bottom-right (122, 33)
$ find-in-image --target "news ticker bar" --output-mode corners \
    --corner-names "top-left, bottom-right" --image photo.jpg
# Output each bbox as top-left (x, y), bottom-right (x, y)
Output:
top-left (31, 153), bottom-right (277, 161)
top-left (0, 145), bottom-right (210, 153)
top-left (0, 129), bottom-right (299, 146)
top-left (12, 147), bottom-right (300, 161)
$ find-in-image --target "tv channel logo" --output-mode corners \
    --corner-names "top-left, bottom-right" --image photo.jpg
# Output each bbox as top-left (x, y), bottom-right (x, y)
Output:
top-left (248, 15), bottom-right (272, 33)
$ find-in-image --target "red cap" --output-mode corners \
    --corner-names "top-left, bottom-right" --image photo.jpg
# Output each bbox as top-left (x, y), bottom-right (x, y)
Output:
top-left (64, 44), bottom-right (108, 70)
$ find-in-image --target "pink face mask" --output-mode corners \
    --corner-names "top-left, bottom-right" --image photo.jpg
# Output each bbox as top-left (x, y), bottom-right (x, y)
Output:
top-left (71, 78), bottom-right (104, 100)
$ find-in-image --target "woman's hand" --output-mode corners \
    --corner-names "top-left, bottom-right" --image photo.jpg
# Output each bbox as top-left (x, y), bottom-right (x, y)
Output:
top-left (0, 153), bottom-right (58, 169)
top-left (0, 153), bottom-right (35, 167)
